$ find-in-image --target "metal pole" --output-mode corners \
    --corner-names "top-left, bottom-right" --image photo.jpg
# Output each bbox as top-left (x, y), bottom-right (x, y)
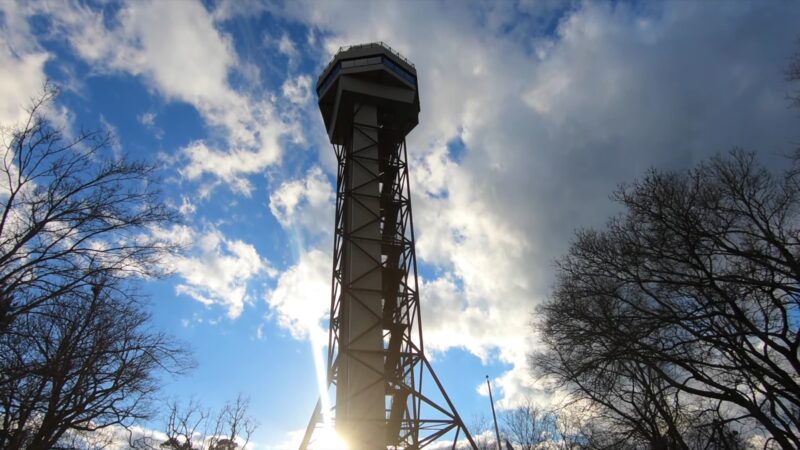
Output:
top-left (486, 375), bottom-right (501, 450)
top-left (299, 398), bottom-right (321, 450)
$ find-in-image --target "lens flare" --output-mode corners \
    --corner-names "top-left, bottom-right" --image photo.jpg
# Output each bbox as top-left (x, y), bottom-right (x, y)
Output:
top-left (310, 329), bottom-right (331, 424)
top-left (308, 425), bottom-right (348, 450)
top-left (307, 329), bottom-right (347, 449)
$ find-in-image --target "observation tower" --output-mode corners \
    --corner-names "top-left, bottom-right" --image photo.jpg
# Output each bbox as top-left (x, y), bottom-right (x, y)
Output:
top-left (299, 42), bottom-right (477, 450)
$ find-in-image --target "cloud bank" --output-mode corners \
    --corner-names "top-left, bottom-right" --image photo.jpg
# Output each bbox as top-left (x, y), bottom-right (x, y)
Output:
top-left (276, 0), bottom-right (800, 406)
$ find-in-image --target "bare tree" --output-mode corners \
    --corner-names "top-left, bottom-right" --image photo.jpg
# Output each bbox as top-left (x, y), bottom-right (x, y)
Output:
top-left (0, 279), bottom-right (193, 449)
top-left (137, 395), bottom-right (257, 450)
top-left (0, 87), bottom-right (191, 449)
top-left (159, 399), bottom-right (210, 450)
top-left (469, 414), bottom-right (498, 450)
top-left (0, 85), bottom-right (178, 332)
top-left (533, 150), bottom-right (800, 448)
top-left (208, 395), bottom-right (256, 450)
top-left (500, 400), bottom-right (557, 450)
top-left (548, 405), bottom-right (611, 450)
top-left (534, 310), bottom-right (692, 448)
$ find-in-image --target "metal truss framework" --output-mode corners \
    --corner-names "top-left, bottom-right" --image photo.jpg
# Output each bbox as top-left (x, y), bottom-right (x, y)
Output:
top-left (300, 105), bottom-right (477, 450)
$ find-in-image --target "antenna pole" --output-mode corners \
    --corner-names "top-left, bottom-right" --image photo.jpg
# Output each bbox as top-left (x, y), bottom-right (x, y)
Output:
top-left (486, 375), bottom-right (501, 450)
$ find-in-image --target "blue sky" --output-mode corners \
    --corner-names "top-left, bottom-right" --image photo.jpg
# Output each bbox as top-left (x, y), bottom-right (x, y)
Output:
top-left (2, 1), bottom-right (800, 448)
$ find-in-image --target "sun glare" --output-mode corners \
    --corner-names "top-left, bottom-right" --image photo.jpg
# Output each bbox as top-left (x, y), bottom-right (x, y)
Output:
top-left (310, 329), bottom-right (331, 423)
top-left (308, 425), bottom-right (349, 450)
top-left (307, 330), bottom-right (348, 449)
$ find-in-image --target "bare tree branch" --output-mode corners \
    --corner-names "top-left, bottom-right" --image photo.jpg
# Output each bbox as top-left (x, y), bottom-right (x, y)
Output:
top-left (533, 150), bottom-right (800, 449)
top-left (0, 86), bottom-right (180, 332)
top-left (0, 278), bottom-right (194, 449)
top-left (150, 396), bottom-right (258, 450)
top-left (0, 86), bottom-right (190, 450)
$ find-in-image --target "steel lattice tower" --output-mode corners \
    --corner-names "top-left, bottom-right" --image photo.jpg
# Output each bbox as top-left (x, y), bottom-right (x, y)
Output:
top-left (300, 42), bottom-right (477, 450)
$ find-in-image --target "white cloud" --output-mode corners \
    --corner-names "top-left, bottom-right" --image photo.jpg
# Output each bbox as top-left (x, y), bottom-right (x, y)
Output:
top-left (282, 74), bottom-right (312, 105)
top-left (0, 47), bottom-right (48, 127)
top-left (14, 0), bottom-right (796, 418)
top-left (33, 0), bottom-right (300, 196)
top-left (137, 110), bottom-right (163, 139)
top-left (262, 167), bottom-right (335, 378)
top-left (0, 1), bottom-right (49, 127)
top-left (178, 196), bottom-right (197, 217)
top-left (64, 421), bottom-right (257, 450)
top-left (180, 134), bottom-right (286, 197)
top-left (153, 225), bottom-right (274, 319)
top-left (263, 428), bottom-right (307, 450)
top-left (212, 0), bottom-right (273, 22)
top-left (268, 166), bottom-right (333, 236)
top-left (278, 0), bottom-right (800, 408)
top-left (278, 33), bottom-right (298, 58)
top-left (266, 247), bottom-right (330, 340)
top-left (59, 423), bottom-right (168, 450)
top-left (138, 111), bottom-right (156, 126)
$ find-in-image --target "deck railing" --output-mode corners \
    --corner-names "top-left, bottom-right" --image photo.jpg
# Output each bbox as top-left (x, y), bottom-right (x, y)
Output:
top-left (317, 41), bottom-right (415, 84)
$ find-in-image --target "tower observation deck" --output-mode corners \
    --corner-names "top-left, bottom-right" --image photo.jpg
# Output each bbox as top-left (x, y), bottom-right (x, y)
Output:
top-left (299, 42), bottom-right (477, 450)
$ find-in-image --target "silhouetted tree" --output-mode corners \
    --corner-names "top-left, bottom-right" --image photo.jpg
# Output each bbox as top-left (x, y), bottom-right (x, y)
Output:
top-left (0, 86), bottom-right (190, 449)
top-left (500, 400), bottom-right (557, 450)
top-left (547, 405), bottom-right (610, 450)
top-left (0, 85), bottom-right (177, 332)
top-left (0, 278), bottom-right (192, 449)
top-left (535, 331), bottom-right (691, 448)
top-left (533, 150), bottom-right (800, 448)
top-left (681, 416), bottom-right (749, 450)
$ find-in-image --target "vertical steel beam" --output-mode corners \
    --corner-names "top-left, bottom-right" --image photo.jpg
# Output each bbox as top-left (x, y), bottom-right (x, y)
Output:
top-left (336, 102), bottom-right (385, 448)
